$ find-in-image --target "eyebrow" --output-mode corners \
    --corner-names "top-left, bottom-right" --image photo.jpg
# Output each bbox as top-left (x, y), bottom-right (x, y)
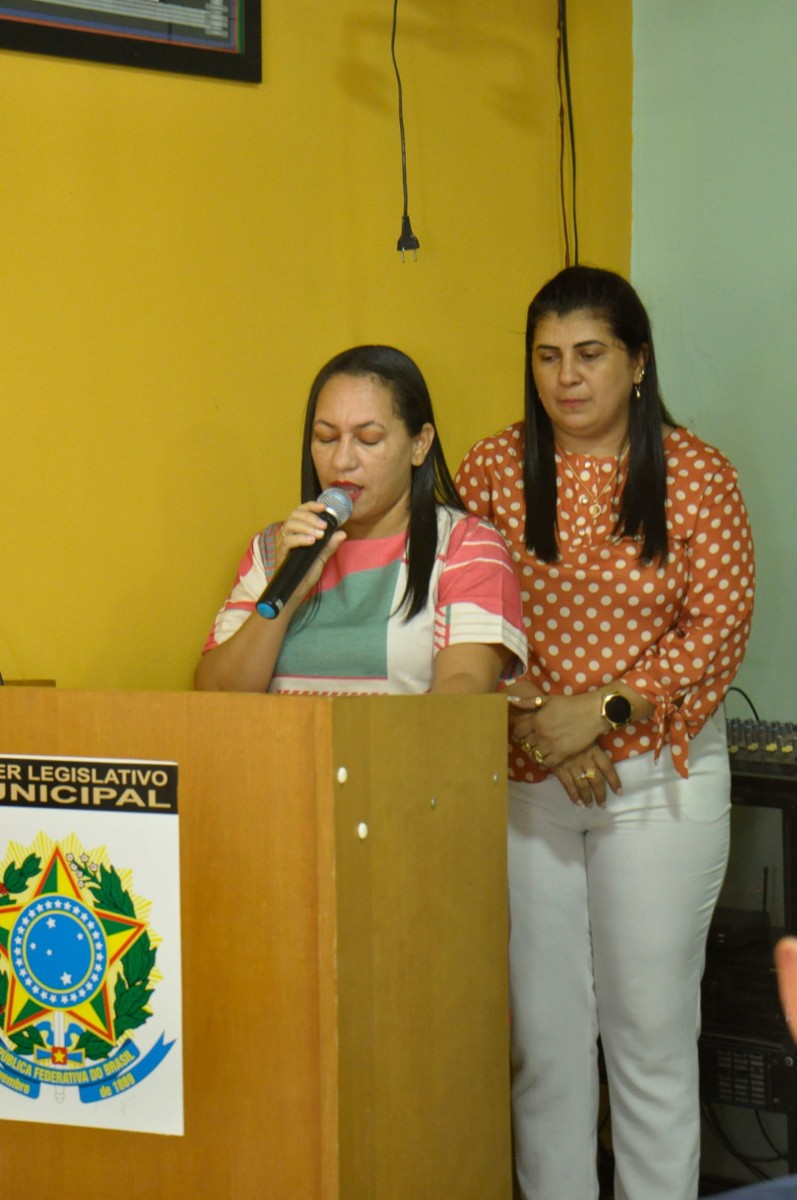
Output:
top-left (313, 418), bottom-right (387, 431)
top-left (534, 338), bottom-right (609, 351)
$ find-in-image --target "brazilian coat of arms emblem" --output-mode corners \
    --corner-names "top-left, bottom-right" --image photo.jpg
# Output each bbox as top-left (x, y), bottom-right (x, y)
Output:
top-left (0, 836), bottom-right (174, 1104)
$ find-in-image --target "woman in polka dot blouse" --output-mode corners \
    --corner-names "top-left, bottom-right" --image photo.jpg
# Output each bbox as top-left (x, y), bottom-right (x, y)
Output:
top-left (456, 266), bottom-right (755, 1200)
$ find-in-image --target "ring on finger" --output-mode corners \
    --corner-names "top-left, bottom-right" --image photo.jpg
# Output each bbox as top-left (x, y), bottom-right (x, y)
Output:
top-left (576, 768), bottom-right (597, 781)
top-left (520, 740), bottom-right (546, 766)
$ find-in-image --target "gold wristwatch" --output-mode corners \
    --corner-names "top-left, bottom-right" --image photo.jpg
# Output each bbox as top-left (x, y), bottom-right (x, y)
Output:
top-left (601, 691), bottom-right (633, 730)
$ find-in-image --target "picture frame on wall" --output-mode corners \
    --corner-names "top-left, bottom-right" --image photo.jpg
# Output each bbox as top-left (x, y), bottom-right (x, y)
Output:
top-left (0, 0), bottom-right (261, 81)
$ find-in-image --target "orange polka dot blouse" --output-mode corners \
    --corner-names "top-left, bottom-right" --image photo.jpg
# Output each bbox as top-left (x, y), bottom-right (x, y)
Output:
top-left (456, 424), bottom-right (755, 781)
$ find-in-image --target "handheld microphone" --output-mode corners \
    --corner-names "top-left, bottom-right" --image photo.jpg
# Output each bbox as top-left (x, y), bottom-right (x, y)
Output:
top-left (256, 487), bottom-right (353, 619)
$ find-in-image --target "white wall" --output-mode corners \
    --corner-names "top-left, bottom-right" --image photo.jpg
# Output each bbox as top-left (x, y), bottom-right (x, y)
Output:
top-left (632, 0), bottom-right (797, 721)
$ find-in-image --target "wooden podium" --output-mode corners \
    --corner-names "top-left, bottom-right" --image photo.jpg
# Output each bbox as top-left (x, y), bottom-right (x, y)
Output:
top-left (0, 688), bottom-right (512, 1200)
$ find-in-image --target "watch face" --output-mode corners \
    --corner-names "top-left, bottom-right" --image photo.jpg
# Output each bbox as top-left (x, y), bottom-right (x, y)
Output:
top-left (604, 693), bottom-right (632, 727)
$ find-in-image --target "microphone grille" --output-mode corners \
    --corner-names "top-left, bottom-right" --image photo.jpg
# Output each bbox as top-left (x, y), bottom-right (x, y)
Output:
top-left (318, 487), bottom-right (353, 526)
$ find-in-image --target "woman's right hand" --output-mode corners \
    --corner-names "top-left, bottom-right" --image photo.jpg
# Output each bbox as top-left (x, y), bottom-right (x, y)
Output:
top-left (194, 504), bottom-right (346, 693)
top-left (275, 501), bottom-right (347, 601)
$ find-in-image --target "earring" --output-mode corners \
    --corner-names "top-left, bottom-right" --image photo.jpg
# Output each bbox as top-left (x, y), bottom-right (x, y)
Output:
top-left (633, 383), bottom-right (642, 402)
top-left (633, 369), bottom-right (645, 402)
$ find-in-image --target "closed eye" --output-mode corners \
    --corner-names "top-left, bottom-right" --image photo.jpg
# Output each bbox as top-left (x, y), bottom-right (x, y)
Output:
top-left (312, 432), bottom-right (385, 449)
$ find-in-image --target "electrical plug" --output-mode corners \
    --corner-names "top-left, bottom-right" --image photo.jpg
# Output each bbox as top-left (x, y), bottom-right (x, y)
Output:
top-left (397, 213), bottom-right (420, 261)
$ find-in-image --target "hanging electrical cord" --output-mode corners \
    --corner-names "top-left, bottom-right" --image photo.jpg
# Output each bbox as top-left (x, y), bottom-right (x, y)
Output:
top-left (556, 0), bottom-right (578, 266)
top-left (391, 0), bottom-right (420, 261)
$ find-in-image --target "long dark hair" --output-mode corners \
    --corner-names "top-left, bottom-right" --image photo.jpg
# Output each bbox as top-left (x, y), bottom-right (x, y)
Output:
top-left (300, 345), bottom-right (465, 619)
top-left (523, 265), bottom-right (677, 564)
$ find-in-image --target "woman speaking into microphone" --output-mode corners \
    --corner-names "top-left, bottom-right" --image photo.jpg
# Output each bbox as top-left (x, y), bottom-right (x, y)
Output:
top-left (195, 344), bottom-right (527, 696)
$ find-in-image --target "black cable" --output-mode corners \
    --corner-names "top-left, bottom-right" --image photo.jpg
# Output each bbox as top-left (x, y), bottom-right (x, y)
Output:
top-left (390, 0), bottom-right (419, 260)
top-left (725, 686), bottom-right (761, 721)
top-left (754, 1109), bottom-right (787, 1162)
top-left (556, 39), bottom-right (570, 268)
top-left (701, 1100), bottom-right (769, 1181)
top-left (556, 0), bottom-right (578, 265)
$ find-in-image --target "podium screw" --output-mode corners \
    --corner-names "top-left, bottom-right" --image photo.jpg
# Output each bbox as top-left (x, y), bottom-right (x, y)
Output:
top-left (337, 766), bottom-right (349, 784)
top-left (357, 822), bottom-right (369, 840)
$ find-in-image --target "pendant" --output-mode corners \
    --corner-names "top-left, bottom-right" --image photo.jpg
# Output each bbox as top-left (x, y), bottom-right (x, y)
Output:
top-left (590, 501), bottom-right (602, 518)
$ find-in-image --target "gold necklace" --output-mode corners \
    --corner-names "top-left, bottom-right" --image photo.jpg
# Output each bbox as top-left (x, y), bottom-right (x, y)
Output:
top-left (556, 441), bottom-right (629, 519)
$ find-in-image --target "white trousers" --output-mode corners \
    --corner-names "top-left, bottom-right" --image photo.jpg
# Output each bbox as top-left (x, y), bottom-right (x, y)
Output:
top-left (508, 713), bottom-right (730, 1200)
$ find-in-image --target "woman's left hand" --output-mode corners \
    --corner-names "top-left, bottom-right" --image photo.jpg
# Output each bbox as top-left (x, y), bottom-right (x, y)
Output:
top-left (509, 692), bottom-right (604, 767)
top-left (553, 745), bottom-right (622, 808)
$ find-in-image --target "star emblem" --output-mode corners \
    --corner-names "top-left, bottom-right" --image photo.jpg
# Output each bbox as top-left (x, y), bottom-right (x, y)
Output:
top-left (0, 846), bottom-right (147, 1045)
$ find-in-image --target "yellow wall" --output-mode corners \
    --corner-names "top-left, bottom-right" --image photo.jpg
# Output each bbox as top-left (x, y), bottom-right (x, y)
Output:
top-left (0, 0), bottom-right (631, 690)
